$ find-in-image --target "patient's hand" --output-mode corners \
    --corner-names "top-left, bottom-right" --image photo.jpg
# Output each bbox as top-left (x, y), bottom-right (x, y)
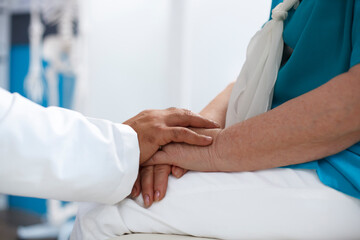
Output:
top-left (143, 128), bottom-right (222, 172)
top-left (131, 128), bottom-right (222, 208)
top-left (130, 165), bottom-right (187, 208)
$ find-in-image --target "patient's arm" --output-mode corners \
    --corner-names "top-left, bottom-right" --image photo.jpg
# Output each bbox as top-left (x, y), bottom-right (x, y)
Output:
top-left (131, 82), bottom-right (235, 207)
top-left (198, 82), bottom-right (235, 128)
top-left (145, 64), bottom-right (360, 172)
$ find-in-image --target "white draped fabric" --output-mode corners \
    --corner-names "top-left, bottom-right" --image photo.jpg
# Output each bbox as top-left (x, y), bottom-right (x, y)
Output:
top-left (226, 0), bottom-right (299, 127)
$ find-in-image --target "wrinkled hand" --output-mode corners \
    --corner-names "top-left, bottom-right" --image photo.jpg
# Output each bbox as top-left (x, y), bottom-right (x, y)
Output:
top-left (143, 128), bottom-right (223, 171)
top-left (131, 128), bottom-right (222, 208)
top-left (130, 165), bottom-right (187, 208)
top-left (123, 108), bottom-right (220, 164)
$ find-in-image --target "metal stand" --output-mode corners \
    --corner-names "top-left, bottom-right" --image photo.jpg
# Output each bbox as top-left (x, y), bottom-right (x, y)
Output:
top-left (0, 0), bottom-right (10, 90)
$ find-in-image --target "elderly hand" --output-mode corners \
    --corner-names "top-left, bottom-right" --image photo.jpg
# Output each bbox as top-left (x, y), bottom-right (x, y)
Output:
top-left (130, 165), bottom-right (187, 208)
top-left (132, 128), bottom-right (222, 208)
top-left (143, 128), bottom-right (223, 171)
top-left (123, 108), bottom-right (220, 164)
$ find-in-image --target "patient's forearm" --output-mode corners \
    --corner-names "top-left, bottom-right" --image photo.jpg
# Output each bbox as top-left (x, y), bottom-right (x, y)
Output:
top-left (199, 82), bottom-right (234, 128)
top-left (215, 66), bottom-right (360, 172)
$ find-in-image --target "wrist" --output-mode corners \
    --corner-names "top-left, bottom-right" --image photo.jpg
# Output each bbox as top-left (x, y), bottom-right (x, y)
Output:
top-left (210, 129), bottom-right (226, 171)
top-left (212, 127), bottom-right (244, 172)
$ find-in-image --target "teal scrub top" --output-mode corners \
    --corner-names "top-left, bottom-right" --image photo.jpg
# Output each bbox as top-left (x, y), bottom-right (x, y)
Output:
top-left (270, 0), bottom-right (360, 199)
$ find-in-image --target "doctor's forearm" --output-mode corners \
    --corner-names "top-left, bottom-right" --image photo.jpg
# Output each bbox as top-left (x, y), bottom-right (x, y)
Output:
top-left (0, 90), bottom-right (140, 204)
top-left (214, 65), bottom-right (360, 172)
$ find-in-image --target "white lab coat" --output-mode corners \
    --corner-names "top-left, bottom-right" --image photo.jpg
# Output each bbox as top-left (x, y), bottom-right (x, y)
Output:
top-left (0, 88), bottom-right (139, 204)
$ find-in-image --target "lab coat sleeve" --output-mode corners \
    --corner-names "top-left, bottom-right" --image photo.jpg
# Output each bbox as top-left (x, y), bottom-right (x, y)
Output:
top-left (0, 88), bottom-right (139, 205)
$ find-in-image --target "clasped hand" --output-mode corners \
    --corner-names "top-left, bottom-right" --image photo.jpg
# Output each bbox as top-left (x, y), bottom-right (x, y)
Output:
top-left (131, 127), bottom-right (223, 208)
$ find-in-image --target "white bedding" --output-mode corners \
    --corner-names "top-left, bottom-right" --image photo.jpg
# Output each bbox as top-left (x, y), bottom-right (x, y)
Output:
top-left (71, 168), bottom-right (360, 240)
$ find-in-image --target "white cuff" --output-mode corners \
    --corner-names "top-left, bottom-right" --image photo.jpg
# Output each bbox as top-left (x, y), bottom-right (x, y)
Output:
top-left (106, 123), bottom-right (140, 204)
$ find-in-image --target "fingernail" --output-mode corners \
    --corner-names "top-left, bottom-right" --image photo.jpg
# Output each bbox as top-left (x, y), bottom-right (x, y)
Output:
top-left (144, 194), bottom-right (150, 207)
top-left (205, 136), bottom-right (213, 141)
top-left (174, 168), bottom-right (182, 178)
top-left (154, 191), bottom-right (160, 201)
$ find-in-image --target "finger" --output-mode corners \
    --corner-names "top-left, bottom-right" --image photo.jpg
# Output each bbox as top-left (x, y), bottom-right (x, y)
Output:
top-left (142, 150), bottom-right (173, 166)
top-left (130, 174), bottom-right (141, 199)
top-left (171, 166), bottom-right (187, 178)
top-left (166, 109), bottom-right (220, 128)
top-left (142, 148), bottom-right (177, 167)
top-left (166, 127), bottom-right (213, 146)
top-left (140, 166), bottom-right (154, 208)
top-left (153, 165), bottom-right (171, 202)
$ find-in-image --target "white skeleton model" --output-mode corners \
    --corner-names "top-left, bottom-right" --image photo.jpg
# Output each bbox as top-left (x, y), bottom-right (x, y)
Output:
top-left (24, 0), bottom-right (82, 108)
top-left (24, 0), bottom-right (45, 104)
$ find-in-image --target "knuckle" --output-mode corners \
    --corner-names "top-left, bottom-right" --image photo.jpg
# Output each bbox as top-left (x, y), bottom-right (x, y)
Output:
top-left (140, 166), bottom-right (153, 175)
top-left (152, 154), bottom-right (160, 162)
top-left (172, 128), bottom-right (193, 141)
top-left (172, 129), bottom-right (180, 139)
top-left (140, 109), bottom-right (150, 116)
top-left (141, 110), bottom-right (158, 121)
top-left (147, 115), bottom-right (156, 123)
top-left (152, 152), bottom-right (166, 163)
top-left (178, 128), bottom-right (190, 137)
top-left (182, 109), bottom-right (193, 116)
top-left (155, 124), bottom-right (165, 132)
top-left (155, 165), bottom-right (171, 174)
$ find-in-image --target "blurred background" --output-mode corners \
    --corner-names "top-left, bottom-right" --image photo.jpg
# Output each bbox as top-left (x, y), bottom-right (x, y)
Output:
top-left (0, 0), bottom-right (269, 239)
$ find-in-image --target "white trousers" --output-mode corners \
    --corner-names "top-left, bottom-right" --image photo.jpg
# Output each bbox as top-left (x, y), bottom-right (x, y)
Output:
top-left (71, 168), bottom-right (360, 240)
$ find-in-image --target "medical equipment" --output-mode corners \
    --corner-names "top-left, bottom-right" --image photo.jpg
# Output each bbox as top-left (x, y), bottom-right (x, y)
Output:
top-left (24, 0), bottom-right (84, 109)
top-left (0, 194), bottom-right (7, 210)
top-left (24, 0), bottom-right (45, 104)
top-left (0, 0), bottom-right (10, 90)
top-left (42, 0), bottom-right (80, 107)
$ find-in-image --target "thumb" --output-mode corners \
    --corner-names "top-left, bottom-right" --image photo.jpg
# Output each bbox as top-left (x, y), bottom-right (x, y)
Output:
top-left (142, 151), bottom-right (174, 167)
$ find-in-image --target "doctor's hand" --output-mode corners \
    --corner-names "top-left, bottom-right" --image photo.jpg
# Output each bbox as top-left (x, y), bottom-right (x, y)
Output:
top-left (123, 108), bottom-right (220, 164)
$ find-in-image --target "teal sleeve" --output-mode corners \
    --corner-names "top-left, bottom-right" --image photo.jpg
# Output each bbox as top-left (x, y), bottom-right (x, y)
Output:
top-left (351, 0), bottom-right (360, 67)
top-left (319, 143), bottom-right (360, 199)
top-left (287, 143), bottom-right (360, 199)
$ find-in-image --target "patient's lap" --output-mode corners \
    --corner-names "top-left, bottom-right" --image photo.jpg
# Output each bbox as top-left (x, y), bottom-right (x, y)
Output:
top-left (72, 169), bottom-right (360, 240)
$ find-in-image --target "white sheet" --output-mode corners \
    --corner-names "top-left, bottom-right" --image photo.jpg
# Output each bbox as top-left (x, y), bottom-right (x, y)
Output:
top-left (71, 168), bottom-right (360, 239)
